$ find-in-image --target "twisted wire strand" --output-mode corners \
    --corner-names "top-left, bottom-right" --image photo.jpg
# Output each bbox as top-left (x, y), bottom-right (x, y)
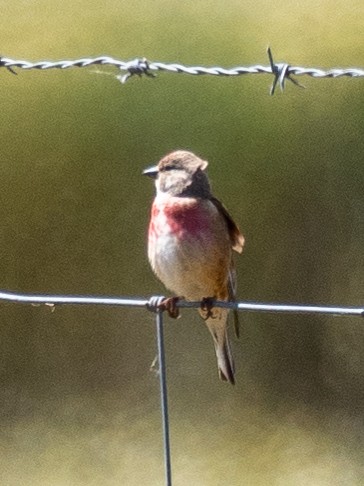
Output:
top-left (0, 56), bottom-right (363, 78)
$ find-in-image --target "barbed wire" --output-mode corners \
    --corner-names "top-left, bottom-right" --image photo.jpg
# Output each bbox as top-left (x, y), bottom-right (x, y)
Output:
top-left (1, 48), bottom-right (363, 95)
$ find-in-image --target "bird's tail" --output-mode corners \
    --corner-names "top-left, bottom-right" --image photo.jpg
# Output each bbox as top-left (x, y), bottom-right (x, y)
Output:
top-left (205, 309), bottom-right (235, 385)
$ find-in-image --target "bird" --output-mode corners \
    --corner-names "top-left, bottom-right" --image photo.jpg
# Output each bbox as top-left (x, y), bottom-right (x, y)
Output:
top-left (143, 150), bottom-right (244, 384)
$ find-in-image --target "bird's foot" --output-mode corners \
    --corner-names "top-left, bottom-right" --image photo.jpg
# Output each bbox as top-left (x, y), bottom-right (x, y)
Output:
top-left (200, 297), bottom-right (218, 320)
top-left (159, 296), bottom-right (181, 319)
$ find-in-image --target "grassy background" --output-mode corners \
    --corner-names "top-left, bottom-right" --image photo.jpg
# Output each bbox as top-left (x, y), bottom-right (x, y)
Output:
top-left (0, 1), bottom-right (363, 484)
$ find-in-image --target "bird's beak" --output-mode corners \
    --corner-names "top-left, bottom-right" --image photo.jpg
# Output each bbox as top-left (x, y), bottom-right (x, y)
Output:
top-left (142, 165), bottom-right (159, 179)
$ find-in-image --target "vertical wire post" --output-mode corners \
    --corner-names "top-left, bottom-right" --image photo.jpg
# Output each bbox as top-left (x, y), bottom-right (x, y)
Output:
top-left (156, 308), bottom-right (172, 486)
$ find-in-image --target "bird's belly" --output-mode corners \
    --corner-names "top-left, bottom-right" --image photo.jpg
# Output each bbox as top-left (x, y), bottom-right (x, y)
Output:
top-left (149, 219), bottom-right (230, 300)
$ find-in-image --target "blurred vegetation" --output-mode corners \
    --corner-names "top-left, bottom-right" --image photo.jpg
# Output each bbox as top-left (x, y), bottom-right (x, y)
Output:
top-left (0, 0), bottom-right (363, 484)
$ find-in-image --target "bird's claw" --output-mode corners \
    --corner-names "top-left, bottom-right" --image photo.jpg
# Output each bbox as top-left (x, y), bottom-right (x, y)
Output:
top-left (200, 297), bottom-right (217, 320)
top-left (159, 296), bottom-right (180, 319)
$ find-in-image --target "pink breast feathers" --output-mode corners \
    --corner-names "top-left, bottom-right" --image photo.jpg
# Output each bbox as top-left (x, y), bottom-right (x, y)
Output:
top-left (149, 199), bottom-right (212, 241)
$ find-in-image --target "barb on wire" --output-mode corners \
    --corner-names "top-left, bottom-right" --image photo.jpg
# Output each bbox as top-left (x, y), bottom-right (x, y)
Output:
top-left (0, 49), bottom-right (363, 93)
top-left (117, 57), bottom-right (156, 84)
top-left (267, 47), bottom-right (305, 95)
top-left (0, 59), bottom-right (17, 76)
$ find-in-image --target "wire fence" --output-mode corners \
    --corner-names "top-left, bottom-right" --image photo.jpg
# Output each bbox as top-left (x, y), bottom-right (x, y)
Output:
top-left (1, 47), bottom-right (363, 94)
top-left (1, 45), bottom-right (363, 484)
top-left (1, 289), bottom-right (363, 486)
top-left (1, 290), bottom-right (363, 315)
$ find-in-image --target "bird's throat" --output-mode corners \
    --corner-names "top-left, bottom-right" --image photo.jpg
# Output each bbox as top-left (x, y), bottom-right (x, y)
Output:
top-left (150, 197), bottom-right (211, 240)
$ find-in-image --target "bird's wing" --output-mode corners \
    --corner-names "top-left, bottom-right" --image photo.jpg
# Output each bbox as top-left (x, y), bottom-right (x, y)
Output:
top-left (210, 196), bottom-right (245, 253)
top-left (210, 196), bottom-right (243, 338)
top-left (228, 266), bottom-right (240, 338)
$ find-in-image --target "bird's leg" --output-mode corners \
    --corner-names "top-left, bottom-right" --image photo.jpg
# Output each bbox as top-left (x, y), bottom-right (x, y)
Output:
top-left (200, 297), bottom-right (218, 320)
top-left (159, 296), bottom-right (181, 319)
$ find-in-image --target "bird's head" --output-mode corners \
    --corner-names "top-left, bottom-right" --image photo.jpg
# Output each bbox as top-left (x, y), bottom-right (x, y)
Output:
top-left (143, 150), bottom-right (211, 198)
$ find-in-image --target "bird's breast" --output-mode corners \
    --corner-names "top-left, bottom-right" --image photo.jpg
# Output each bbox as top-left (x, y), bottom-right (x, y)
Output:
top-left (147, 195), bottom-right (231, 298)
top-left (149, 197), bottom-right (211, 243)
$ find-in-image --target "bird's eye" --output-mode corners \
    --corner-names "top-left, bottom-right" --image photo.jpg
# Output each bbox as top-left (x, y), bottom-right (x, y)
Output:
top-left (161, 165), bottom-right (175, 172)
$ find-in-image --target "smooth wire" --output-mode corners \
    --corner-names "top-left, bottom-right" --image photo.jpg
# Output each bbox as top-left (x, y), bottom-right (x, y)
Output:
top-left (0, 287), bottom-right (363, 486)
top-left (156, 309), bottom-right (172, 486)
top-left (0, 290), bottom-right (363, 316)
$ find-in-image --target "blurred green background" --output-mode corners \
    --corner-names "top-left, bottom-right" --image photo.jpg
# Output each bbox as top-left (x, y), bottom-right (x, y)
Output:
top-left (0, 0), bottom-right (363, 484)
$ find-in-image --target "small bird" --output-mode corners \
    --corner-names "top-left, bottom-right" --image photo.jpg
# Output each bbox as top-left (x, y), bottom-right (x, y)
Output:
top-left (143, 150), bottom-right (244, 384)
